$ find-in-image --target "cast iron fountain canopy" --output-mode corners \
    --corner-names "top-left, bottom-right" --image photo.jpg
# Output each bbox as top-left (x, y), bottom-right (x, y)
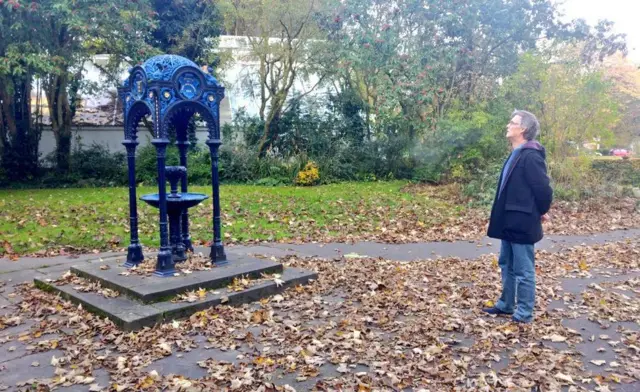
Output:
top-left (118, 54), bottom-right (226, 277)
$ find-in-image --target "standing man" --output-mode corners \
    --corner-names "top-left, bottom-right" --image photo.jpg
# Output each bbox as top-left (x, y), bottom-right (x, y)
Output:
top-left (483, 110), bottom-right (553, 324)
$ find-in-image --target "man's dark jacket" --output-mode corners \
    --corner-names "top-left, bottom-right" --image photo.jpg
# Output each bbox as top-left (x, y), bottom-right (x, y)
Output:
top-left (487, 140), bottom-right (553, 244)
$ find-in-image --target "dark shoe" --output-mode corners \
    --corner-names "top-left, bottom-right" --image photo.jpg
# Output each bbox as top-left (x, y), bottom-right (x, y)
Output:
top-left (511, 316), bottom-right (531, 324)
top-left (482, 307), bottom-right (513, 316)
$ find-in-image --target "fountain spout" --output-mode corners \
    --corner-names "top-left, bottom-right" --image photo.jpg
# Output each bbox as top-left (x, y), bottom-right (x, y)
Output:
top-left (166, 166), bottom-right (187, 198)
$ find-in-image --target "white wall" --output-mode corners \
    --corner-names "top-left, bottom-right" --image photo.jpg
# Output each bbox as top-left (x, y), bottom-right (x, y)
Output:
top-left (38, 127), bottom-right (215, 158)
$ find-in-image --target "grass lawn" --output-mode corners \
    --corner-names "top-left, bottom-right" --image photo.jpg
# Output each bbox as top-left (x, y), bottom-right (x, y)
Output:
top-left (0, 181), bottom-right (473, 256)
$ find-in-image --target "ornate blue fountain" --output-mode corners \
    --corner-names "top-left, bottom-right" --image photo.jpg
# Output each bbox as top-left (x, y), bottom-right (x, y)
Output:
top-left (118, 54), bottom-right (227, 277)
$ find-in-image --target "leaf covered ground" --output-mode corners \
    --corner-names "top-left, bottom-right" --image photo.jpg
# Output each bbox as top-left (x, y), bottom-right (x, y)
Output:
top-left (2, 182), bottom-right (640, 258)
top-left (1, 240), bottom-right (639, 391)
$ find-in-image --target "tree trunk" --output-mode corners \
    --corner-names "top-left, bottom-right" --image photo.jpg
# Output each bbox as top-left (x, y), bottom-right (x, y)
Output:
top-left (257, 111), bottom-right (280, 157)
top-left (45, 73), bottom-right (74, 173)
top-left (256, 53), bottom-right (296, 157)
top-left (14, 74), bottom-right (39, 178)
top-left (0, 74), bottom-right (41, 180)
top-left (258, 55), bottom-right (267, 122)
top-left (257, 88), bottom-right (290, 157)
top-left (55, 132), bottom-right (72, 172)
top-left (0, 78), bottom-right (17, 139)
top-left (0, 88), bottom-right (6, 166)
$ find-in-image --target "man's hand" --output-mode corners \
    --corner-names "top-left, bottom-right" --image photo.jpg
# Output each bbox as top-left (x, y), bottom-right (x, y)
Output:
top-left (541, 214), bottom-right (550, 223)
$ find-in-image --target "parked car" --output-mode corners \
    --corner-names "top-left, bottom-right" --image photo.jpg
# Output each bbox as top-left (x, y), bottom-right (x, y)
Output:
top-left (610, 149), bottom-right (631, 158)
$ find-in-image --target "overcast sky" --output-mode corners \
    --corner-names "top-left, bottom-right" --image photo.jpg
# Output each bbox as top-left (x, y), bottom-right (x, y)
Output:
top-left (555, 0), bottom-right (640, 64)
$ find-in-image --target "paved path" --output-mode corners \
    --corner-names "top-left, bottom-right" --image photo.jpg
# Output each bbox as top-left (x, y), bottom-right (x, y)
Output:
top-left (3, 229), bottom-right (640, 274)
top-left (231, 228), bottom-right (640, 261)
top-left (1, 229), bottom-right (639, 391)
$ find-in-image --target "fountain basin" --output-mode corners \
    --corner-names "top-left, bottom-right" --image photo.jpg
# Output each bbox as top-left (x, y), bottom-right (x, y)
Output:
top-left (140, 192), bottom-right (209, 210)
top-left (141, 192), bottom-right (209, 264)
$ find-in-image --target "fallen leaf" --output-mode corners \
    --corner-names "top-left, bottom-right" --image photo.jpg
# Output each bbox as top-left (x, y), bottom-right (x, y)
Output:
top-left (116, 357), bottom-right (127, 370)
top-left (77, 376), bottom-right (95, 384)
top-left (251, 310), bottom-right (266, 324)
top-left (578, 259), bottom-right (589, 271)
top-left (230, 378), bottom-right (242, 390)
top-left (336, 363), bottom-right (350, 373)
top-left (113, 384), bottom-right (127, 392)
top-left (158, 342), bottom-right (172, 355)
top-left (545, 334), bottom-right (567, 342)
top-left (556, 373), bottom-right (575, 384)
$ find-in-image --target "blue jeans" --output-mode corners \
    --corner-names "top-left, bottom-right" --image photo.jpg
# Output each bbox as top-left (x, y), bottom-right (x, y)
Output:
top-left (495, 240), bottom-right (536, 322)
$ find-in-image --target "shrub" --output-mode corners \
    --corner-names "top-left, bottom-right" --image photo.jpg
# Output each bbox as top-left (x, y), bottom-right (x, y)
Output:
top-left (34, 142), bottom-right (127, 188)
top-left (313, 146), bottom-right (358, 182)
top-left (186, 148), bottom-right (213, 185)
top-left (136, 144), bottom-right (177, 185)
top-left (411, 106), bottom-right (509, 186)
top-left (461, 161), bottom-right (501, 206)
top-left (136, 144), bottom-right (213, 186)
top-left (295, 161), bottom-right (320, 186)
top-left (413, 163), bottom-right (444, 184)
top-left (591, 159), bottom-right (640, 186)
top-left (70, 143), bottom-right (127, 186)
top-left (218, 145), bottom-right (258, 183)
top-left (548, 156), bottom-right (618, 200)
top-left (218, 144), bottom-right (303, 185)
top-left (463, 155), bottom-right (636, 205)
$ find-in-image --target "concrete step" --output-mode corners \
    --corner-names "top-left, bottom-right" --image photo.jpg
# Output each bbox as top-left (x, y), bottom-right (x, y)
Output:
top-left (34, 266), bottom-right (316, 331)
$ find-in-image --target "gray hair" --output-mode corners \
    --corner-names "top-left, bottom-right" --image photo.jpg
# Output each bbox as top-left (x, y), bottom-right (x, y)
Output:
top-left (511, 109), bottom-right (540, 141)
